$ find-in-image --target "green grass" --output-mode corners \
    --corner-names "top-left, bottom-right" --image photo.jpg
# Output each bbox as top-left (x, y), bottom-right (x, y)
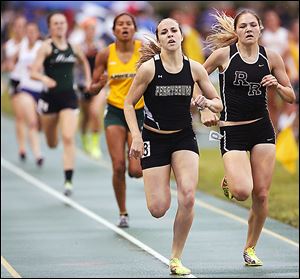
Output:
top-left (198, 148), bottom-right (299, 228)
top-left (1, 89), bottom-right (13, 115)
top-left (1, 90), bottom-right (299, 227)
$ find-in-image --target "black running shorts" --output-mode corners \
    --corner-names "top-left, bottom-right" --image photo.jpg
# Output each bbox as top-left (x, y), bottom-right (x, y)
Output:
top-left (141, 126), bottom-right (199, 170)
top-left (219, 117), bottom-right (276, 156)
top-left (37, 91), bottom-right (78, 114)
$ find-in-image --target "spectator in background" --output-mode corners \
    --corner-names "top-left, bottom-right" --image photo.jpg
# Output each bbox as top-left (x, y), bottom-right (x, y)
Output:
top-left (287, 19), bottom-right (299, 84)
top-left (31, 8), bottom-right (48, 37)
top-left (135, 4), bottom-right (158, 42)
top-left (197, 2), bottom-right (236, 59)
top-left (170, 6), bottom-right (205, 64)
top-left (261, 10), bottom-right (290, 56)
top-left (260, 10), bottom-right (290, 131)
top-left (285, 18), bottom-right (299, 140)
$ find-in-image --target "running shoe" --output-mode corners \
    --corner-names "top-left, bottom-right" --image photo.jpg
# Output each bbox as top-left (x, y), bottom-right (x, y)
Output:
top-left (19, 152), bottom-right (26, 162)
top-left (117, 214), bottom-right (129, 228)
top-left (89, 133), bottom-right (102, 160)
top-left (221, 176), bottom-right (234, 200)
top-left (81, 134), bottom-right (90, 153)
top-left (63, 181), bottom-right (73, 197)
top-left (169, 258), bottom-right (191, 275)
top-left (36, 157), bottom-right (44, 167)
top-left (89, 145), bottom-right (102, 160)
top-left (243, 246), bottom-right (263, 266)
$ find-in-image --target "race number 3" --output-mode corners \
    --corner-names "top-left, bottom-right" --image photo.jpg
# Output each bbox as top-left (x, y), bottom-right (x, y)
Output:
top-left (142, 141), bottom-right (150, 158)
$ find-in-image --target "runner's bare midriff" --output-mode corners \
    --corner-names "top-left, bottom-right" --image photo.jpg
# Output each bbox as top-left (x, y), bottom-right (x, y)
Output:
top-left (143, 123), bottom-right (182, 134)
top-left (219, 117), bottom-right (262, 127)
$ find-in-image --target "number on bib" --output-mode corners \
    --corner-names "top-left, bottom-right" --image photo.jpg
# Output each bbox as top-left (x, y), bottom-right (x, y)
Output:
top-left (142, 141), bottom-right (150, 158)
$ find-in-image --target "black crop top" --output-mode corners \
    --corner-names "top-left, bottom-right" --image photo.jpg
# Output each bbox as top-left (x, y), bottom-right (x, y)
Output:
top-left (219, 43), bottom-right (271, 121)
top-left (143, 54), bottom-right (194, 130)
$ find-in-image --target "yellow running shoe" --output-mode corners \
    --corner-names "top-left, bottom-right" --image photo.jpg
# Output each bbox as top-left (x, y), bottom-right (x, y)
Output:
top-left (89, 133), bottom-right (102, 160)
top-left (81, 134), bottom-right (91, 153)
top-left (221, 177), bottom-right (234, 200)
top-left (169, 258), bottom-right (191, 275)
top-left (243, 246), bottom-right (263, 266)
top-left (90, 146), bottom-right (102, 160)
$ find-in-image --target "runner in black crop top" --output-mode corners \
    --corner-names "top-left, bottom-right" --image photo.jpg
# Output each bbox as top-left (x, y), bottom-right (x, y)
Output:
top-left (43, 42), bottom-right (76, 95)
top-left (219, 43), bottom-right (270, 121)
top-left (201, 10), bottom-right (296, 267)
top-left (143, 54), bottom-right (194, 130)
top-left (31, 12), bottom-right (91, 197)
top-left (123, 18), bottom-right (223, 276)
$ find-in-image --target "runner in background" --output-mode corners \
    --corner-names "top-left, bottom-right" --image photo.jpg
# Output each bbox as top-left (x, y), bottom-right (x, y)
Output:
top-left (75, 17), bottom-right (107, 159)
top-left (90, 13), bottom-right (144, 228)
top-left (31, 12), bottom-right (91, 196)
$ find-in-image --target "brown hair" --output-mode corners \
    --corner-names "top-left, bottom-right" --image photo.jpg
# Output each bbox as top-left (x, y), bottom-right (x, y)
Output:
top-left (205, 9), bottom-right (263, 51)
top-left (137, 35), bottom-right (161, 69)
top-left (137, 18), bottom-right (183, 68)
top-left (47, 12), bottom-right (66, 28)
top-left (112, 12), bottom-right (137, 31)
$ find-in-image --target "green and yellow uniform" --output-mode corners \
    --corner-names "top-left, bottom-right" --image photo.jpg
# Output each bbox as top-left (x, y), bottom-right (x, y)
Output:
top-left (104, 40), bottom-right (144, 129)
top-left (107, 40), bottom-right (144, 109)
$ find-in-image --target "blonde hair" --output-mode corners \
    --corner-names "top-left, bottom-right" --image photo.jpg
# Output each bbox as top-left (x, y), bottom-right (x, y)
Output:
top-left (205, 9), bottom-right (263, 51)
top-left (205, 11), bottom-right (237, 51)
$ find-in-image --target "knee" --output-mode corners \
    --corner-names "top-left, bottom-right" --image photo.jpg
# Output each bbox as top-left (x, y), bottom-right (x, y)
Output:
top-left (180, 189), bottom-right (195, 209)
top-left (231, 181), bottom-right (252, 201)
top-left (113, 162), bottom-right (126, 177)
top-left (148, 204), bottom-right (169, 218)
top-left (234, 189), bottom-right (251, 201)
top-left (15, 114), bottom-right (23, 121)
top-left (28, 121), bottom-right (39, 130)
top-left (62, 135), bottom-right (74, 146)
top-left (89, 107), bottom-right (98, 118)
top-left (47, 140), bottom-right (58, 148)
top-left (128, 169), bottom-right (142, 178)
top-left (253, 190), bottom-right (269, 205)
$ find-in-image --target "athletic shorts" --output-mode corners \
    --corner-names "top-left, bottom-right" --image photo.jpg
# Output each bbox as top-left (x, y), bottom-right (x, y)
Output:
top-left (104, 103), bottom-right (144, 130)
top-left (141, 126), bottom-right (199, 170)
top-left (9, 79), bottom-right (20, 95)
top-left (19, 88), bottom-right (42, 103)
top-left (37, 91), bottom-right (78, 114)
top-left (219, 117), bottom-right (276, 156)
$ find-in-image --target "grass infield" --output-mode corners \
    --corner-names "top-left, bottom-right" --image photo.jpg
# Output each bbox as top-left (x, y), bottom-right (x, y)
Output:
top-left (199, 148), bottom-right (299, 228)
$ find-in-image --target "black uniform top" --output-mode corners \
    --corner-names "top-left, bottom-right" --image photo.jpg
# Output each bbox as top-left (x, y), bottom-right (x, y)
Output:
top-left (143, 54), bottom-right (194, 130)
top-left (44, 42), bottom-right (77, 94)
top-left (219, 43), bottom-right (271, 121)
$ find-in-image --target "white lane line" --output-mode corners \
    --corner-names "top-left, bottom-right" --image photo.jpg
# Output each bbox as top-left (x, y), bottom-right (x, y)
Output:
top-left (76, 149), bottom-right (299, 249)
top-left (1, 157), bottom-right (197, 278)
top-left (1, 256), bottom-right (22, 278)
top-left (193, 194), bottom-right (299, 248)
